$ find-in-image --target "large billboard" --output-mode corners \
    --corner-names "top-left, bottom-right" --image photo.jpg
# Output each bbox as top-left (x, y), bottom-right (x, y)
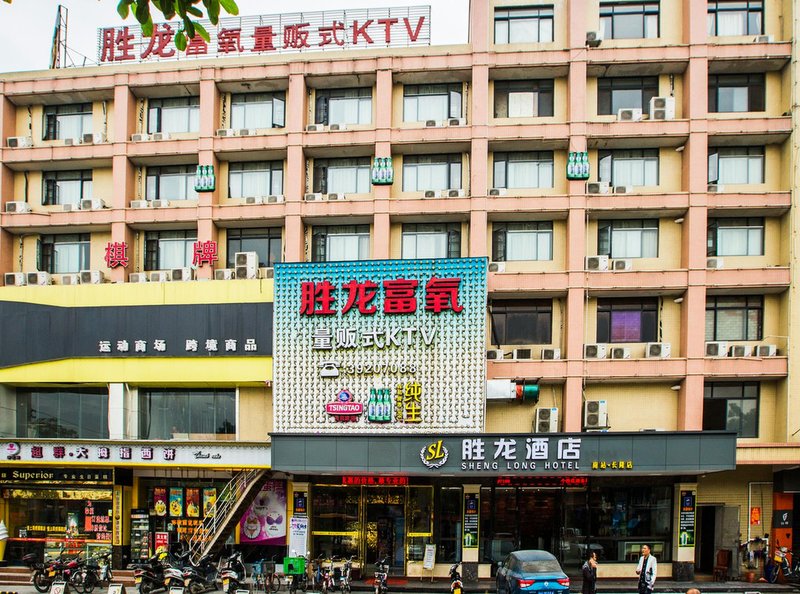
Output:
top-left (273, 258), bottom-right (487, 433)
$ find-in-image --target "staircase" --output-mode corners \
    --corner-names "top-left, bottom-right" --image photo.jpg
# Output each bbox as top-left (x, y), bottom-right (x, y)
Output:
top-left (188, 468), bottom-right (269, 565)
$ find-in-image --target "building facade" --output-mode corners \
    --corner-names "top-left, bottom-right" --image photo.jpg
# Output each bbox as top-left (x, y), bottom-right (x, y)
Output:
top-left (0, 0), bottom-right (798, 581)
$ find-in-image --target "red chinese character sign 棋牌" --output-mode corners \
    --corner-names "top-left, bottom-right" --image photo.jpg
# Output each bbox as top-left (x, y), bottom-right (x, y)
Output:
top-left (105, 242), bottom-right (129, 268)
top-left (192, 241), bottom-right (218, 267)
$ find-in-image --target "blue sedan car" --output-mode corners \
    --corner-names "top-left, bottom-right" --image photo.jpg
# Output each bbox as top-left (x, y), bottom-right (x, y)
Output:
top-left (496, 550), bottom-right (570, 594)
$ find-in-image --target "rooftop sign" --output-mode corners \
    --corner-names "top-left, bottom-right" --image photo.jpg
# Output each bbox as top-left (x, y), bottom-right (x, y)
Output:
top-left (98, 6), bottom-right (431, 64)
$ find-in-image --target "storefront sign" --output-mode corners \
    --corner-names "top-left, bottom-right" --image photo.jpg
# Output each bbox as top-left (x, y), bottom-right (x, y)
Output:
top-left (240, 481), bottom-right (287, 544)
top-left (293, 492), bottom-right (307, 516)
top-left (154, 531), bottom-right (170, 554)
top-left (4, 442), bottom-right (21, 460)
top-left (0, 301), bottom-right (272, 368)
top-left (2, 441), bottom-right (271, 468)
top-left (288, 516), bottom-right (308, 557)
top-left (326, 389), bottom-right (363, 422)
top-left (679, 490), bottom-right (695, 547)
top-left (463, 493), bottom-right (478, 548)
top-left (341, 476), bottom-right (408, 486)
top-left (496, 476), bottom-right (588, 488)
top-left (273, 259), bottom-right (487, 433)
top-left (98, 7), bottom-right (430, 64)
top-left (423, 544), bottom-right (436, 570)
top-left (750, 506), bottom-right (762, 525)
top-left (113, 485), bottom-right (123, 546)
top-left (774, 510), bottom-right (793, 528)
top-left (0, 466), bottom-right (113, 483)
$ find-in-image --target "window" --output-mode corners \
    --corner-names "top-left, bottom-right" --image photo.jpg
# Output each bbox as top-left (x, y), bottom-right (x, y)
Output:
top-left (144, 230), bottom-right (197, 271)
top-left (708, 147), bottom-right (764, 184)
top-left (43, 103), bottom-right (92, 141)
top-left (598, 76), bottom-right (659, 115)
top-left (226, 228), bottom-right (282, 268)
top-left (707, 0), bottom-right (763, 36)
top-left (42, 170), bottom-right (92, 206)
top-left (146, 165), bottom-right (199, 201)
top-left (40, 234), bottom-right (90, 274)
top-left (148, 97), bottom-right (200, 134)
top-left (403, 84), bottom-right (463, 122)
top-left (402, 154), bottom-right (462, 192)
top-left (707, 217), bottom-right (764, 256)
top-left (598, 219), bottom-right (659, 258)
top-left (230, 92), bottom-right (285, 129)
top-left (489, 299), bottom-right (553, 345)
top-left (600, 2), bottom-right (659, 39)
top-left (312, 158), bottom-right (371, 194)
top-left (492, 222), bottom-right (553, 261)
top-left (493, 151), bottom-right (554, 189)
top-left (705, 296), bottom-right (763, 341)
top-left (401, 223), bottom-right (461, 259)
top-left (597, 298), bottom-right (658, 343)
top-left (494, 6), bottom-right (554, 43)
top-left (598, 149), bottom-right (659, 187)
top-left (708, 74), bottom-right (765, 113)
top-left (16, 388), bottom-right (108, 439)
top-left (494, 80), bottom-right (554, 118)
top-left (312, 225), bottom-right (370, 262)
top-left (228, 161), bottom-right (283, 198)
top-left (315, 88), bottom-right (372, 125)
top-left (703, 382), bottom-right (759, 438)
top-left (139, 389), bottom-right (236, 440)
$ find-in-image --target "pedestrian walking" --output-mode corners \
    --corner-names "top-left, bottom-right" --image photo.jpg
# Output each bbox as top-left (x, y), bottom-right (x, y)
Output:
top-left (635, 544), bottom-right (657, 594)
top-left (582, 551), bottom-right (598, 594)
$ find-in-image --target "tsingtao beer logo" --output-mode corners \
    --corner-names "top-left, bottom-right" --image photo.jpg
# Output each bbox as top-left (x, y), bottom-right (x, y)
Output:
top-left (420, 439), bottom-right (449, 469)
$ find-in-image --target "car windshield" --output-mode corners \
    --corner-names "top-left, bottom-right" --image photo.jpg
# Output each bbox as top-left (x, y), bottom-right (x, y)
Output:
top-left (520, 560), bottom-right (561, 573)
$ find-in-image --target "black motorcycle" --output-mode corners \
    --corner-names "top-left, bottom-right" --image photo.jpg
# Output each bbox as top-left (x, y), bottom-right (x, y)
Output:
top-left (75, 552), bottom-right (113, 594)
top-left (218, 550), bottom-right (247, 593)
top-left (133, 553), bottom-right (168, 594)
top-left (182, 553), bottom-right (219, 594)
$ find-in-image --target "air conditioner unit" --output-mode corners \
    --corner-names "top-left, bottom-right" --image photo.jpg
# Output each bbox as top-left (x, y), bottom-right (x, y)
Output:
top-left (7, 136), bottom-right (33, 148)
top-left (707, 257), bottom-right (724, 269)
top-left (439, 189), bottom-right (465, 198)
top-left (488, 188), bottom-right (507, 196)
top-left (512, 348), bottom-right (533, 360)
top-left (488, 262), bottom-right (506, 273)
top-left (586, 30), bottom-right (604, 47)
top-left (754, 35), bottom-right (774, 43)
top-left (216, 128), bottom-right (238, 137)
top-left (151, 200), bottom-right (170, 208)
top-left (705, 341), bottom-right (729, 357)
top-left (584, 400), bottom-right (608, 429)
top-left (266, 194), bottom-right (284, 203)
top-left (240, 128), bottom-right (258, 136)
top-left (586, 181), bottom-right (610, 194)
top-left (729, 344), bottom-right (750, 358)
top-left (585, 255), bottom-right (609, 271)
top-left (170, 267), bottom-right (193, 282)
top-left (486, 349), bottom-right (504, 361)
top-left (244, 196), bottom-right (264, 205)
top-left (707, 184), bottom-right (725, 193)
top-left (617, 108), bottom-right (643, 122)
top-left (84, 132), bottom-right (107, 144)
top-left (646, 342), bottom-right (671, 358)
top-left (130, 200), bottom-right (150, 209)
top-left (306, 124), bottom-right (327, 132)
top-left (27, 272), bottom-right (52, 286)
top-left (649, 96), bottom-right (676, 120)
top-left (326, 193), bottom-right (347, 201)
top-left (612, 259), bottom-right (632, 271)
top-left (613, 185), bottom-right (633, 194)
top-left (63, 137), bottom-right (82, 146)
top-left (80, 270), bottom-right (104, 284)
top-left (261, 267), bottom-right (275, 279)
top-left (149, 271), bottom-right (172, 282)
top-left (534, 407), bottom-right (559, 433)
top-left (584, 343), bottom-right (608, 359)
top-left (304, 193), bottom-right (324, 201)
top-left (5, 201), bottom-right (31, 213)
top-left (541, 348), bottom-right (561, 360)
top-left (447, 118), bottom-right (466, 126)
top-left (129, 272), bottom-right (149, 283)
top-left (131, 133), bottom-right (150, 142)
top-left (329, 123), bottom-right (348, 131)
top-left (214, 268), bottom-right (235, 280)
top-left (423, 190), bottom-right (437, 198)
top-left (4, 272), bottom-right (26, 286)
top-left (754, 344), bottom-right (777, 357)
top-left (486, 379), bottom-right (516, 400)
top-left (424, 120), bottom-right (439, 127)
top-left (81, 199), bottom-right (106, 210)
top-left (60, 273), bottom-right (80, 285)
top-left (61, 203), bottom-right (79, 212)
top-left (235, 251), bottom-right (258, 279)
top-left (152, 132), bottom-right (171, 141)
top-left (611, 347), bottom-right (631, 359)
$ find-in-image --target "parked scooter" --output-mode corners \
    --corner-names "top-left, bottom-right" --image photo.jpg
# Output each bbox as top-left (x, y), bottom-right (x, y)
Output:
top-left (768, 543), bottom-right (800, 583)
top-left (75, 551), bottom-right (114, 594)
top-left (163, 550), bottom-right (190, 590)
top-left (339, 556), bottom-right (355, 594)
top-left (133, 552), bottom-right (168, 594)
top-left (373, 557), bottom-right (389, 594)
top-left (449, 563), bottom-right (463, 594)
top-left (218, 550), bottom-right (247, 593)
top-left (319, 557), bottom-right (337, 594)
top-left (182, 553), bottom-right (219, 594)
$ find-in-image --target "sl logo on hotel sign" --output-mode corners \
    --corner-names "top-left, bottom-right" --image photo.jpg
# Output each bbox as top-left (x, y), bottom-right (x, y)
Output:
top-left (420, 439), bottom-right (449, 469)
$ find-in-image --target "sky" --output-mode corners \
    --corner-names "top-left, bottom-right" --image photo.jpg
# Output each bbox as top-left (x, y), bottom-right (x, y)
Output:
top-left (0, 0), bottom-right (469, 73)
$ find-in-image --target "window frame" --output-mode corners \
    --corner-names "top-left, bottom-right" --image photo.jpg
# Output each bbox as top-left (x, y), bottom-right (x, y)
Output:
top-left (703, 382), bottom-right (759, 438)
top-left (708, 73), bottom-right (765, 113)
top-left (598, 219), bottom-right (660, 258)
top-left (39, 233), bottom-right (91, 274)
top-left (401, 223), bottom-right (461, 259)
top-left (42, 170), bottom-right (93, 206)
top-left (707, 0), bottom-right (763, 36)
top-left (492, 221), bottom-right (554, 262)
top-left (494, 5), bottom-right (555, 44)
top-left (16, 388), bottom-right (109, 439)
top-left (489, 299), bottom-right (553, 346)
top-left (402, 154), bottom-right (463, 192)
top-left (707, 146), bottom-right (765, 184)
top-left (598, 149), bottom-right (660, 187)
top-left (403, 84), bottom-right (463, 122)
top-left (147, 96), bottom-right (200, 134)
top-left (144, 230), bottom-right (197, 271)
top-left (493, 151), bottom-right (554, 189)
top-left (146, 165), bottom-right (199, 202)
top-left (138, 389), bottom-right (236, 440)
top-left (315, 87), bottom-right (372, 126)
top-left (228, 161), bottom-right (284, 198)
top-left (230, 91), bottom-right (286, 130)
top-left (43, 103), bottom-right (92, 141)
top-left (226, 227), bottom-right (282, 268)
top-left (598, 76), bottom-right (660, 115)
top-left (705, 295), bottom-right (763, 341)
top-left (596, 297), bottom-right (659, 343)
top-left (493, 79), bottom-right (555, 118)
top-left (600, 1), bottom-right (660, 39)
top-left (312, 157), bottom-right (372, 195)
top-left (707, 217), bottom-right (764, 257)
top-left (311, 224), bottom-right (370, 262)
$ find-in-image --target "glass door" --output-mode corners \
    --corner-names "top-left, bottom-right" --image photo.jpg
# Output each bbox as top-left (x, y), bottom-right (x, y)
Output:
top-left (364, 487), bottom-right (405, 572)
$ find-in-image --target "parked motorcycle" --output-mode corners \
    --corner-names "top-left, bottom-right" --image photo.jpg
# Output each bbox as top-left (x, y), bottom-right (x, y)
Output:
top-left (133, 553), bottom-right (168, 594)
top-left (163, 550), bottom-right (191, 590)
top-left (218, 550), bottom-right (247, 593)
top-left (768, 544), bottom-right (800, 583)
top-left (373, 557), bottom-right (389, 594)
top-left (319, 557), bottom-right (337, 594)
top-left (23, 552), bottom-right (52, 593)
top-left (75, 552), bottom-right (113, 594)
top-left (339, 556), bottom-right (355, 594)
top-left (449, 562), bottom-right (463, 594)
top-left (182, 553), bottom-right (219, 594)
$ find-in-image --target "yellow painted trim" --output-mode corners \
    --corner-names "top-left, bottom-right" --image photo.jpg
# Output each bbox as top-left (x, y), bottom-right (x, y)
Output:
top-left (0, 461), bottom-right (270, 469)
top-left (311, 531), bottom-right (359, 537)
top-left (0, 357), bottom-right (272, 384)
